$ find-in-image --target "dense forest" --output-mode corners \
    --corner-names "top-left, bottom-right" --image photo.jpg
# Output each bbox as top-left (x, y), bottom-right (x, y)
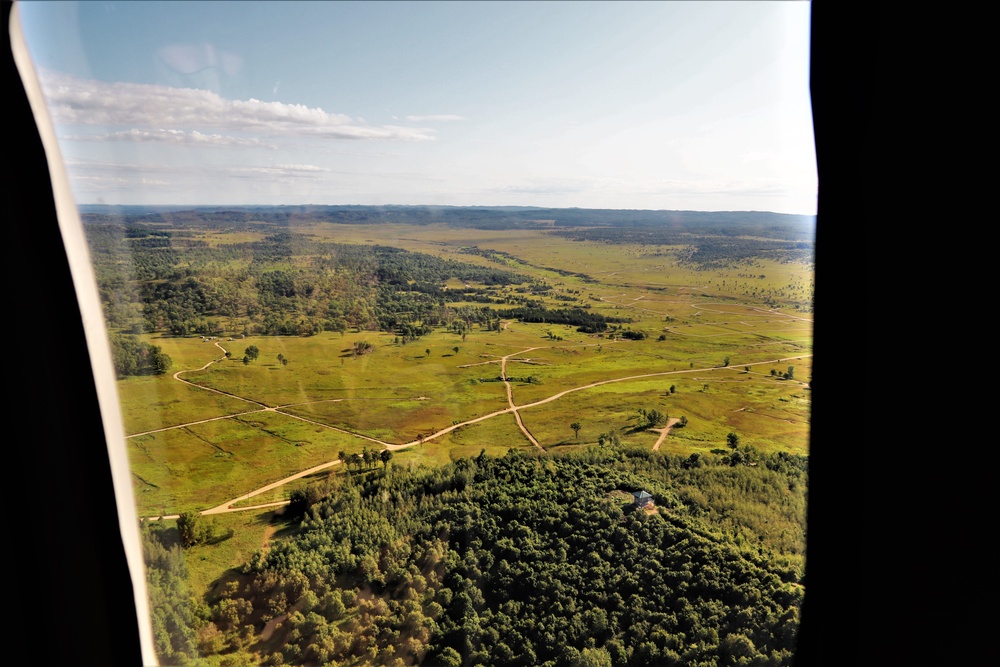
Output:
top-left (145, 446), bottom-right (807, 666)
top-left (85, 225), bottom-right (537, 338)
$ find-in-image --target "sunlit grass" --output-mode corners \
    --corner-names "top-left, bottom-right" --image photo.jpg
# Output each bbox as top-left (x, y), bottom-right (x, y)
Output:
top-left (116, 224), bottom-right (813, 517)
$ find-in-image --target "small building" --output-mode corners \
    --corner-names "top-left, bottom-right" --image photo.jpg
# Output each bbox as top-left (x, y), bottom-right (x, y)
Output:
top-left (633, 490), bottom-right (654, 508)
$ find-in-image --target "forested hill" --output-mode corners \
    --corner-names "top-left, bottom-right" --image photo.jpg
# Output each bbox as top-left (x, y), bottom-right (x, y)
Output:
top-left (79, 204), bottom-right (814, 238)
top-left (146, 447), bottom-right (807, 666)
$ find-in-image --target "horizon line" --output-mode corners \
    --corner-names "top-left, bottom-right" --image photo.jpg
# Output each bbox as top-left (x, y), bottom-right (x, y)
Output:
top-left (77, 203), bottom-right (817, 216)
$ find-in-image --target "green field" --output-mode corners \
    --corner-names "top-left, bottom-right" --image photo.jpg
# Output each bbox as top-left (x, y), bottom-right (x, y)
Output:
top-left (111, 221), bottom-right (812, 523)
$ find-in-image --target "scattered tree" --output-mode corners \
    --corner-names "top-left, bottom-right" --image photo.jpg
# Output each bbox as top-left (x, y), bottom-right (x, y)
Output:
top-left (244, 345), bottom-right (260, 362)
top-left (723, 356), bottom-right (730, 367)
top-left (380, 450), bottom-right (393, 468)
top-left (785, 365), bottom-right (795, 380)
top-left (727, 432), bottom-right (741, 449)
top-left (669, 384), bottom-right (676, 394)
top-left (177, 512), bottom-right (204, 548)
top-left (453, 346), bottom-right (460, 355)
top-left (571, 422), bottom-right (582, 439)
top-left (640, 409), bottom-right (667, 428)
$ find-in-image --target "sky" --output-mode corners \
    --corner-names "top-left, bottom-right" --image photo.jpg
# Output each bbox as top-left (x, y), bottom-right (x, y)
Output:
top-left (17, 1), bottom-right (817, 214)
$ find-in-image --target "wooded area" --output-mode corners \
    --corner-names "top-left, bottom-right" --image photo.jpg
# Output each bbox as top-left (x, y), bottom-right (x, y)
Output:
top-left (144, 446), bottom-right (806, 666)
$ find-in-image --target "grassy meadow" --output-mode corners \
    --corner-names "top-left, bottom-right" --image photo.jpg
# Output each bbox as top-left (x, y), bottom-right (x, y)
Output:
top-left (119, 222), bottom-right (812, 541)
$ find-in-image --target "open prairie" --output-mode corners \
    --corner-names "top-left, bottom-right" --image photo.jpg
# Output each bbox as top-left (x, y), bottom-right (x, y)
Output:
top-left (108, 217), bottom-right (813, 516)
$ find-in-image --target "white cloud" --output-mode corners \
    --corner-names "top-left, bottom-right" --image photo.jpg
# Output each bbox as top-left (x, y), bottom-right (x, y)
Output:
top-left (40, 71), bottom-right (436, 141)
top-left (66, 159), bottom-right (171, 174)
top-left (227, 164), bottom-right (330, 177)
top-left (404, 114), bottom-right (465, 122)
top-left (69, 128), bottom-right (277, 148)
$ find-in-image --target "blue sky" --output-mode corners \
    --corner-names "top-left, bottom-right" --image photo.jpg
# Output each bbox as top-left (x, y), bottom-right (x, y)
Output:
top-left (18, 1), bottom-right (816, 214)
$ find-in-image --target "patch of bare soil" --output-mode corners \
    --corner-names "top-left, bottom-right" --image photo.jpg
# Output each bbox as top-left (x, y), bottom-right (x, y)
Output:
top-left (262, 524), bottom-right (277, 549)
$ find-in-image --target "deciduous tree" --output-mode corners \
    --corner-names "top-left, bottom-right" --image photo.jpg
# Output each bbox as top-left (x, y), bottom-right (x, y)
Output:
top-left (177, 512), bottom-right (204, 548)
top-left (639, 409), bottom-right (666, 428)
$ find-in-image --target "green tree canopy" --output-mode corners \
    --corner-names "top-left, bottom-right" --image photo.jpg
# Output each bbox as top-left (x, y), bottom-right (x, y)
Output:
top-left (176, 512), bottom-right (204, 548)
top-left (109, 333), bottom-right (172, 378)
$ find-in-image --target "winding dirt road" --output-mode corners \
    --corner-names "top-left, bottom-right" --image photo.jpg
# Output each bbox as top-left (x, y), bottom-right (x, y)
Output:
top-left (137, 338), bottom-right (810, 518)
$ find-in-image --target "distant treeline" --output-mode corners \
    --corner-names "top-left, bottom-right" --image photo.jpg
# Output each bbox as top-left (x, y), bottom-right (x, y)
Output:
top-left (551, 229), bottom-right (815, 267)
top-left (82, 206), bottom-right (814, 273)
top-left (495, 306), bottom-right (630, 333)
top-left (80, 204), bottom-right (815, 235)
top-left (459, 246), bottom-right (598, 282)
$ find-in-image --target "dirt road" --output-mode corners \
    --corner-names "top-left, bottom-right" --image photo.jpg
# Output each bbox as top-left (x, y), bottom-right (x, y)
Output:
top-left (138, 340), bottom-right (811, 518)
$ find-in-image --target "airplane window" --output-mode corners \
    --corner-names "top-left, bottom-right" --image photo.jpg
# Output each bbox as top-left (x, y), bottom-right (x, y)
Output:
top-left (12, 2), bottom-right (821, 666)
